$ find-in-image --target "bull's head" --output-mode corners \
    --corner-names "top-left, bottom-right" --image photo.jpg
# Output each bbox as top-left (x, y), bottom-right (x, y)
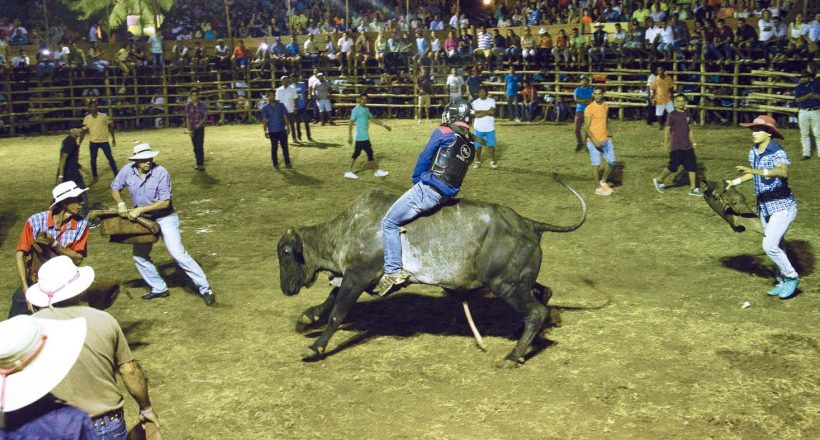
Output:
top-left (277, 229), bottom-right (307, 296)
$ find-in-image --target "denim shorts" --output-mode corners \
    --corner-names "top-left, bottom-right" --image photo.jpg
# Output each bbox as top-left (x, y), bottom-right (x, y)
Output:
top-left (587, 138), bottom-right (616, 166)
top-left (474, 130), bottom-right (496, 147)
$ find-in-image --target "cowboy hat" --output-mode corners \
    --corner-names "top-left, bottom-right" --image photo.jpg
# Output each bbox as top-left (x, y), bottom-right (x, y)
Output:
top-left (26, 256), bottom-right (96, 308)
top-left (129, 143), bottom-right (159, 161)
top-left (0, 315), bottom-right (87, 412)
top-left (538, 27), bottom-right (548, 35)
top-left (594, 22), bottom-right (605, 27)
top-left (50, 181), bottom-right (88, 208)
top-left (739, 114), bottom-right (784, 139)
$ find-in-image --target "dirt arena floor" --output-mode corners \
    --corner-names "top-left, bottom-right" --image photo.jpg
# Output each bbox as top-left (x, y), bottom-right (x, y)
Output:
top-left (0, 116), bottom-right (817, 439)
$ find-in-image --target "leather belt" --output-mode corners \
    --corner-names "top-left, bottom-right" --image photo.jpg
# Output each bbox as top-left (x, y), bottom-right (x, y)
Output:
top-left (92, 409), bottom-right (124, 427)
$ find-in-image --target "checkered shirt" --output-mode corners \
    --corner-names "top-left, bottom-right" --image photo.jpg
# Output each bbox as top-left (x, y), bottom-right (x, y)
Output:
top-left (747, 140), bottom-right (796, 217)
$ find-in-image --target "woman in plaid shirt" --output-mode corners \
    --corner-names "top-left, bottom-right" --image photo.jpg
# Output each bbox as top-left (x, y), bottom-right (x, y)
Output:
top-left (725, 115), bottom-right (799, 299)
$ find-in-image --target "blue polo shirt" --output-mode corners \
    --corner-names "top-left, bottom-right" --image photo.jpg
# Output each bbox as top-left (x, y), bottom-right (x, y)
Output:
top-left (465, 75), bottom-right (482, 97)
top-left (794, 79), bottom-right (819, 110)
top-left (261, 101), bottom-right (289, 132)
top-left (575, 86), bottom-right (594, 112)
top-left (294, 82), bottom-right (307, 110)
top-left (504, 73), bottom-right (521, 97)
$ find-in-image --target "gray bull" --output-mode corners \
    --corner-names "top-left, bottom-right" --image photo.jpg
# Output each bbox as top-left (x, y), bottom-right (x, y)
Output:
top-left (278, 177), bottom-right (587, 367)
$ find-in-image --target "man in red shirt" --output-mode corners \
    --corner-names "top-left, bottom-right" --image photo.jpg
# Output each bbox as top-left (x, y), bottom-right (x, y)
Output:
top-left (9, 181), bottom-right (89, 318)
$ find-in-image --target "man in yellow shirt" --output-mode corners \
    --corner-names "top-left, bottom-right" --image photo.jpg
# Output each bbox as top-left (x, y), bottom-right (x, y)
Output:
top-left (79, 100), bottom-right (118, 180)
top-left (582, 87), bottom-right (617, 196)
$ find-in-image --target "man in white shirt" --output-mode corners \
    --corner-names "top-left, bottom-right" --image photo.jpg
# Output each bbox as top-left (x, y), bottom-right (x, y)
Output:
top-left (429, 15), bottom-right (444, 31)
top-left (802, 13), bottom-right (820, 44)
top-left (275, 75), bottom-right (299, 142)
top-left (446, 67), bottom-right (465, 101)
top-left (657, 19), bottom-right (676, 59)
top-left (337, 31), bottom-right (354, 75)
top-left (472, 86), bottom-right (497, 169)
top-left (644, 19), bottom-right (662, 61)
top-left (757, 10), bottom-right (778, 65)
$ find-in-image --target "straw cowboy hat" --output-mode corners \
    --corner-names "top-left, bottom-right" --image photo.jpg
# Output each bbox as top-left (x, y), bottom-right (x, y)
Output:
top-left (50, 181), bottom-right (88, 208)
top-left (740, 115), bottom-right (784, 139)
top-left (0, 315), bottom-right (87, 412)
top-left (128, 143), bottom-right (160, 161)
top-left (26, 255), bottom-right (95, 308)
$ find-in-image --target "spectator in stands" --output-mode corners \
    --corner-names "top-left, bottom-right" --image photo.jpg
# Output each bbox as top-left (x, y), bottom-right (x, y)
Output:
top-left (323, 34), bottom-right (339, 69)
top-left (430, 32), bottom-right (444, 65)
top-left (621, 20), bottom-right (645, 65)
top-left (338, 31), bottom-right (354, 75)
top-left (86, 42), bottom-right (108, 72)
top-left (10, 28), bottom-right (28, 45)
top-left (504, 66), bottom-right (522, 121)
top-left (650, 65), bottom-right (676, 130)
top-left (656, 18), bottom-right (676, 60)
top-left (79, 100), bottom-right (118, 180)
top-left (253, 38), bottom-right (272, 72)
top-left (644, 17), bottom-right (661, 62)
top-left (35, 45), bottom-right (55, 79)
top-left (148, 32), bottom-right (163, 74)
top-left (0, 36), bottom-right (7, 67)
top-left (505, 28), bottom-right (521, 62)
top-left (669, 14), bottom-right (688, 60)
top-left (767, 16), bottom-right (788, 65)
top-left (446, 67), bottom-right (465, 101)
top-left (130, 40), bottom-right (147, 68)
top-left (458, 27), bottom-right (474, 60)
top-left (714, 19), bottom-right (735, 65)
top-left (270, 37), bottom-right (288, 72)
top-left (214, 39), bottom-right (230, 69)
top-left (474, 25), bottom-right (494, 70)
top-left (303, 33), bottom-right (321, 66)
top-left (787, 13), bottom-right (808, 59)
top-left (601, 2), bottom-right (621, 22)
top-left (293, 72), bottom-right (313, 142)
top-left (795, 70), bottom-right (819, 160)
top-left (465, 68), bottom-right (483, 102)
top-left (633, 1), bottom-right (652, 26)
top-left (537, 28), bottom-right (553, 68)
top-left (588, 23), bottom-right (608, 68)
top-left (520, 27), bottom-right (537, 67)
top-left (716, 0), bottom-right (734, 20)
top-left (430, 15), bottom-right (444, 31)
top-left (231, 39), bottom-right (251, 71)
top-left (286, 36), bottom-right (301, 72)
top-left (415, 67), bottom-right (434, 121)
top-left (190, 41), bottom-right (208, 75)
top-left (758, 10), bottom-right (777, 65)
top-left (67, 41), bottom-right (86, 71)
top-left (491, 28), bottom-right (506, 63)
top-left (355, 33), bottom-right (372, 75)
top-left (733, 17), bottom-right (757, 62)
top-left (804, 13), bottom-right (820, 58)
top-left (610, 23), bottom-right (627, 62)
top-left (570, 27), bottom-right (586, 67)
top-left (553, 29), bottom-right (570, 66)
top-left (444, 30), bottom-right (460, 62)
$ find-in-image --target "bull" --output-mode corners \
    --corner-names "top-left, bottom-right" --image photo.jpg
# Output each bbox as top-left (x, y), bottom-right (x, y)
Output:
top-left (277, 176), bottom-right (587, 368)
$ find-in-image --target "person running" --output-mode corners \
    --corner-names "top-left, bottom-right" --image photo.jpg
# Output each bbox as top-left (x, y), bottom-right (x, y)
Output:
top-left (471, 86), bottom-right (498, 169)
top-left (725, 115), bottom-right (800, 299)
top-left (582, 87), bottom-right (617, 196)
top-left (346, 93), bottom-right (391, 180)
top-left (653, 94), bottom-right (702, 196)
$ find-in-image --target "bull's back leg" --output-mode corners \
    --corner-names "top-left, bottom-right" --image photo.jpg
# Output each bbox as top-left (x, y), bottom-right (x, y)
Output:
top-left (296, 287), bottom-right (339, 332)
top-left (495, 283), bottom-right (548, 368)
top-left (303, 270), bottom-right (377, 359)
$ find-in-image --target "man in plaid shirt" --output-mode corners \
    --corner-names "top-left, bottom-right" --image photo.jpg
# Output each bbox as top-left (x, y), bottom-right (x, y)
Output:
top-left (185, 89), bottom-right (207, 171)
top-left (725, 115), bottom-right (799, 299)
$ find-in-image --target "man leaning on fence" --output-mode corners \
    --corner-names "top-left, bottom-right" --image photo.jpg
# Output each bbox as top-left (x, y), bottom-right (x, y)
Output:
top-left (795, 70), bottom-right (819, 160)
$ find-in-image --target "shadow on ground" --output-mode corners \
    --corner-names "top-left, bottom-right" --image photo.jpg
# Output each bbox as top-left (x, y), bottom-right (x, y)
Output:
top-left (0, 211), bottom-right (18, 248)
top-left (720, 240), bottom-right (815, 279)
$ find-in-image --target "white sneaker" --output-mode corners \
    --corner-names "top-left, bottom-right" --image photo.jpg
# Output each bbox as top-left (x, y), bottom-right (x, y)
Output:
top-left (653, 177), bottom-right (666, 193)
top-left (595, 187), bottom-right (611, 196)
top-left (473, 161), bottom-right (482, 169)
top-left (374, 169), bottom-right (389, 177)
top-left (490, 161), bottom-right (498, 169)
top-left (344, 171), bottom-right (359, 179)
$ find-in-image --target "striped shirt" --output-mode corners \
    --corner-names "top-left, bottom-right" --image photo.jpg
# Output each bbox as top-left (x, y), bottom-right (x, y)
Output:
top-left (17, 210), bottom-right (89, 280)
top-left (748, 140), bottom-right (796, 217)
top-left (477, 32), bottom-right (493, 49)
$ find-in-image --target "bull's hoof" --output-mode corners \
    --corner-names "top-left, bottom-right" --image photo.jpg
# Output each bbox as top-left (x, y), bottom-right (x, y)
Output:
top-left (295, 313), bottom-right (322, 333)
top-left (498, 355), bottom-right (524, 369)
top-left (301, 346), bottom-right (325, 361)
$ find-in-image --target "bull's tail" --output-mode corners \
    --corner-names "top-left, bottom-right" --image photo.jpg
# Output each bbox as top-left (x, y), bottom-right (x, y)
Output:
top-left (532, 173), bottom-right (588, 233)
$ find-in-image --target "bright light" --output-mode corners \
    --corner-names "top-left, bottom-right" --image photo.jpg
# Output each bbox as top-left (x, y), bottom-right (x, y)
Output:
top-left (42, 49), bottom-right (50, 56)
top-left (482, 0), bottom-right (492, 5)
top-left (259, 43), bottom-right (269, 50)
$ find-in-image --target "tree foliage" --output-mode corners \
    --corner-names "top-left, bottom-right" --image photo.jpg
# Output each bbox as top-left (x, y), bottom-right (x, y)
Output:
top-left (59, 0), bottom-right (176, 31)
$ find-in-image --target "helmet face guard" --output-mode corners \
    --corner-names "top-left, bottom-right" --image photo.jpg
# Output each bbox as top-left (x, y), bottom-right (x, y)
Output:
top-left (442, 99), bottom-right (474, 126)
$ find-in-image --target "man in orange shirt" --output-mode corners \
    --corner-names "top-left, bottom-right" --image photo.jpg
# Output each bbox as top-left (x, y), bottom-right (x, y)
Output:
top-left (8, 181), bottom-right (89, 318)
top-left (582, 87), bottom-right (617, 196)
top-left (650, 65), bottom-right (675, 128)
top-left (231, 39), bottom-right (251, 71)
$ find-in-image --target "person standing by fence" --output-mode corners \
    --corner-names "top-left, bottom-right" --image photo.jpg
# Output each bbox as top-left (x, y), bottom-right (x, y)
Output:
top-left (184, 89), bottom-right (207, 171)
top-left (261, 91), bottom-right (292, 170)
top-left (79, 100), bottom-right (118, 182)
top-left (795, 70), bottom-right (819, 160)
top-left (573, 75), bottom-right (593, 152)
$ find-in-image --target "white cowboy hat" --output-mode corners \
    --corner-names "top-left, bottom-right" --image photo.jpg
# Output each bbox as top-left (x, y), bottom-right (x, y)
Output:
top-left (26, 256), bottom-right (95, 308)
top-left (0, 315), bottom-right (87, 412)
top-left (128, 143), bottom-right (159, 161)
top-left (50, 181), bottom-right (88, 208)
top-left (538, 27), bottom-right (548, 35)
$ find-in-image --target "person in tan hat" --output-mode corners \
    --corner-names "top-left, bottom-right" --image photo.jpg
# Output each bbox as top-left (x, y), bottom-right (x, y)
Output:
top-left (111, 143), bottom-right (215, 305)
top-left (0, 315), bottom-right (94, 437)
top-left (726, 115), bottom-right (800, 299)
top-left (9, 181), bottom-right (89, 318)
top-left (30, 256), bottom-right (162, 438)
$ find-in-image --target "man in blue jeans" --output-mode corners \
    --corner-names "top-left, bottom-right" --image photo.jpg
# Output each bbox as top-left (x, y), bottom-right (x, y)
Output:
top-left (110, 143), bottom-right (215, 305)
top-left (504, 66), bottom-right (522, 121)
top-left (378, 100), bottom-right (476, 295)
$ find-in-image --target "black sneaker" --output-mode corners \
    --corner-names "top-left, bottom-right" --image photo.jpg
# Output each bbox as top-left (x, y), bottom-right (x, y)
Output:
top-left (201, 290), bottom-right (215, 306)
top-left (285, 163), bottom-right (293, 170)
top-left (142, 290), bottom-right (170, 300)
top-left (575, 144), bottom-right (584, 152)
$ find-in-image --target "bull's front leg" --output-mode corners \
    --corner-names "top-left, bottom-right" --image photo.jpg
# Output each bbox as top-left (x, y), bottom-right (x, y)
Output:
top-left (302, 272), bottom-right (373, 360)
top-left (295, 287), bottom-right (339, 332)
top-left (497, 283), bottom-right (548, 369)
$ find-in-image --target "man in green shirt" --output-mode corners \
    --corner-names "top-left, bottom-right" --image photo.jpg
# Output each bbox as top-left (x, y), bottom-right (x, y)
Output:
top-left (346, 93), bottom-right (392, 180)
